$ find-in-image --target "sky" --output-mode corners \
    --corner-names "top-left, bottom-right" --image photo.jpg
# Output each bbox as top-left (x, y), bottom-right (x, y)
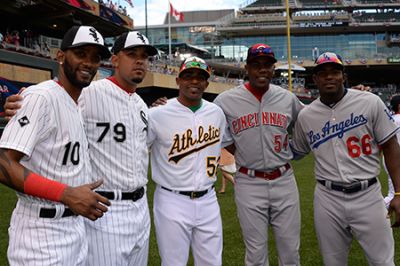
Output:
top-left (121, 0), bottom-right (245, 26)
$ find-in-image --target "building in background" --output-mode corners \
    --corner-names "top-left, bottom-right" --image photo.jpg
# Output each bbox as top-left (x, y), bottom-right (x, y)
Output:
top-left (136, 0), bottom-right (400, 101)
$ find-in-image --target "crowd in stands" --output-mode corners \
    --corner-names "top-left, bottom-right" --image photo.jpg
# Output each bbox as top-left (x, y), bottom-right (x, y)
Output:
top-left (299, 0), bottom-right (342, 6)
top-left (148, 60), bottom-right (242, 86)
top-left (98, 0), bottom-right (129, 16)
top-left (357, 0), bottom-right (400, 4)
top-left (0, 29), bottom-right (52, 58)
top-left (352, 9), bottom-right (400, 23)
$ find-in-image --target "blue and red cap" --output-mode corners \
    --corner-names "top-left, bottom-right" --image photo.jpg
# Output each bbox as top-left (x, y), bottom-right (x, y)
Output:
top-left (246, 43), bottom-right (277, 63)
top-left (314, 52), bottom-right (344, 73)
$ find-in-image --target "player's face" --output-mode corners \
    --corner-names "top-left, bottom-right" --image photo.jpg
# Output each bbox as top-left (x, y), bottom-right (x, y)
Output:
top-left (113, 47), bottom-right (149, 85)
top-left (313, 64), bottom-right (345, 101)
top-left (176, 69), bottom-right (209, 106)
top-left (245, 57), bottom-right (275, 90)
top-left (62, 45), bottom-right (102, 89)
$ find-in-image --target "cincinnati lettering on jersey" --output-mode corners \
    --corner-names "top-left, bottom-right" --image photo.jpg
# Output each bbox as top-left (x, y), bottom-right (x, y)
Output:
top-left (308, 113), bottom-right (368, 149)
top-left (168, 125), bottom-right (220, 163)
top-left (231, 112), bottom-right (288, 134)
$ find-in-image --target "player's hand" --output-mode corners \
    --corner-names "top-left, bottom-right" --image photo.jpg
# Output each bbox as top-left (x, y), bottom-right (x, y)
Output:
top-left (60, 180), bottom-right (111, 221)
top-left (388, 196), bottom-right (400, 227)
top-left (150, 96), bottom-right (168, 108)
top-left (351, 84), bottom-right (371, 92)
top-left (4, 93), bottom-right (24, 121)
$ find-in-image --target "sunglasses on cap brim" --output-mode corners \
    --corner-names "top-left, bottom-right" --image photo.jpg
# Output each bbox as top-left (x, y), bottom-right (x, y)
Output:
top-left (249, 47), bottom-right (274, 56)
top-left (315, 55), bottom-right (343, 65)
top-left (180, 61), bottom-right (211, 73)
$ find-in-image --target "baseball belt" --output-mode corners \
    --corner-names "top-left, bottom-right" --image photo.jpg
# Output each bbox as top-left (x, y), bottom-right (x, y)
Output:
top-left (39, 207), bottom-right (75, 218)
top-left (96, 187), bottom-right (145, 201)
top-left (238, 163), bottom-right (291, 180)
top-left (317, 177), bottom-right (377, 194)
top-left (161, 185), bottom-right (215, 199)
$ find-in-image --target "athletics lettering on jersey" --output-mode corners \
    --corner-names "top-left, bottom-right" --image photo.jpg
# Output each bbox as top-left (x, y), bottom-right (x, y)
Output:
top-left (168, 125), bottom-right (220, 163)
top-left (231, 112), bottom-right (288, 134)
top-left (308, 113), bottom-right (368, 149)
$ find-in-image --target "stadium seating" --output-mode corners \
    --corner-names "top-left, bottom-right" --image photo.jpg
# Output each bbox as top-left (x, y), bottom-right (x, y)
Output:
top-left (298, 0), bottom-right (342, 6)
top-left (357, 0), bottom-right (397, 4)
top-left (353, 11), bottom-right (400, 23)
top-left (247, 0), bottom-right (283, 8)
top-left (234, 13), bottom-right (286, 23)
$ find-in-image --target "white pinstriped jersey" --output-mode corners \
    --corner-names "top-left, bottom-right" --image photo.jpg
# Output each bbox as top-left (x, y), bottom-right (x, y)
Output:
top-left (79, 78), bottom-right (148, 191)
top-left (214, 83), bottom-right (303, 170)
top-left (0, 80), bottom-right (90, 205)
top-left (148, 98), bottom-right (232, 191)
top-left (292, 89), bottom-right (400, 183)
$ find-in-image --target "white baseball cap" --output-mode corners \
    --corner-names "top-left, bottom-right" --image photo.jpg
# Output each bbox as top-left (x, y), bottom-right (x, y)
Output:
top-left (60, 25), bottom-right (111, 59)
top-left (111, 31), bottom-right (157, 56)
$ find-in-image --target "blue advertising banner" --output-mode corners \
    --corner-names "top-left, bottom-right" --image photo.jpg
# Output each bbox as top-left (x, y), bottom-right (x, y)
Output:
top-left (0, 77), bottom-right (33, 115)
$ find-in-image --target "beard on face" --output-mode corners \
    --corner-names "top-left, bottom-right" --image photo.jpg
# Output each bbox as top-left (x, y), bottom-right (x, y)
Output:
top-left (63, 57), bottom-right (95, 89)
top-left (131, 77), bottom-right (144, 84)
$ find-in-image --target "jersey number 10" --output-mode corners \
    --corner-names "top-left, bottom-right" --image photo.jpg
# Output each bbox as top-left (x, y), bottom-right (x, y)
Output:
top-left (62, 141), bottom-right (80, 165)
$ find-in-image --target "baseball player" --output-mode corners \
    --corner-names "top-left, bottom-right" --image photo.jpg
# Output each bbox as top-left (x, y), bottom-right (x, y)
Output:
top-left (291, 52), bottom-right (400, 265)
top-left (80, 31), bottom-right (157, 266)
top-left (214, 43), bottom-right (303, 266)
top-left (3, 31), bottom-right (157, 265)
top-left (0, 25), bottom-right (111, 265)
top-left (383, 95), bottom-right (400, 208)
top-left (148, 56), bottom-right (232, 266)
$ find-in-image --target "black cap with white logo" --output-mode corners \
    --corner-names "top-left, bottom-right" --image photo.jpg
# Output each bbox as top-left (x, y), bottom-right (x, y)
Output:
top-left (111, 31), bottom-right (158, 56)
top-left (60, 26), bottom-right (111, 59)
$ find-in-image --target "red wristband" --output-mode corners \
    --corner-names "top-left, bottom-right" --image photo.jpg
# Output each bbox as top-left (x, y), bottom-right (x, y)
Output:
top-left (24, 172), bottom-right (67, 202)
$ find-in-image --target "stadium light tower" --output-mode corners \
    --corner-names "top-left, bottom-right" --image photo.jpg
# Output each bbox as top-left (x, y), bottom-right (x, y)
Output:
top-left (145, 0), bottom-right (148, 37)
top-left (285, 0), bottom-right (292, 92)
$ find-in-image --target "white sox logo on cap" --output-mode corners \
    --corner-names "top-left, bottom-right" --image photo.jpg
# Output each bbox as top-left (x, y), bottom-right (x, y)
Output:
top-left (136, 32), bottom-right (146, 44)
top-left (111, 31), bottom-right (158, 56)
top-left (60, 25), bottom-right (111, 59)
top-left (88, 27), bottom-right (100, 43)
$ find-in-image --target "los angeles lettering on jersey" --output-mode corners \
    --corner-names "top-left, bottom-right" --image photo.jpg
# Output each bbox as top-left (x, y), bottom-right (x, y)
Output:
top-left (308, 113), bottom-right (368, 149)
top-left (231, 112), bottom-right (288, 134)
top-left (168, 125), bottom-right (220, 163)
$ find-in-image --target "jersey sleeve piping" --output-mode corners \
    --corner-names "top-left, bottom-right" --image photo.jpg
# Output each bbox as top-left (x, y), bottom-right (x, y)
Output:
top-left (377, 127), bottom-right (400, 145)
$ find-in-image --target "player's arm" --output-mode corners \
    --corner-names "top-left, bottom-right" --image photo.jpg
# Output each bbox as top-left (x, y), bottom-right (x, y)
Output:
top-left (290, 120), bottom-right (311, 160)
top-left (351, 84), bottom-right (371, 91)
top-left (224, 143), bottom-right (236, 155)
top-left (381, 135), bottom-right (400, 227)
top-left (150, 96), bottom-right (168, 108)
top-left (0, 148), bottom-right (111, 221)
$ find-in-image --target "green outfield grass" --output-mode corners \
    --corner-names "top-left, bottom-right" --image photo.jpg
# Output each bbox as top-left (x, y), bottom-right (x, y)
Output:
top-left (0, 155), bottom-right (399, 265)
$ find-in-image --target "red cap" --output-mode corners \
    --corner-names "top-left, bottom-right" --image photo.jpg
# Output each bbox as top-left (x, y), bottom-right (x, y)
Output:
top-left (246, 43), bottom-right (277, 63)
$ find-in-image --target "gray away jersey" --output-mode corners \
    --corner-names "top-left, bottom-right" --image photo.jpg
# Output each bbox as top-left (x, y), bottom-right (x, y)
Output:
top-left (214, 83), bottom-right (303, 170)
top-left (292, 89), bottom-right (400, 183)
